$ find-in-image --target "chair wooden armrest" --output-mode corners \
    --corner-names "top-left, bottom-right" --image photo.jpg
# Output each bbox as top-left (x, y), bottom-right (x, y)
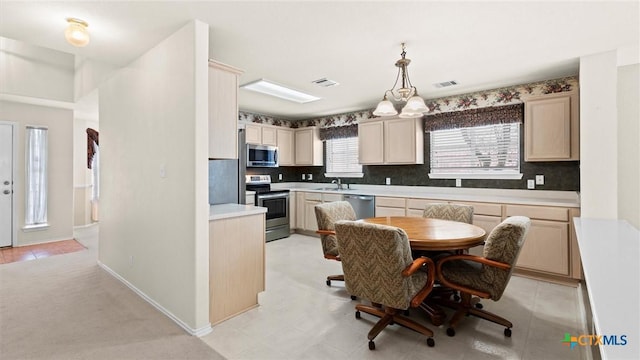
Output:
top-left (402, 257), bottom-right (436, 308)
top-left (316, 229), bottom-right (335, 236)
top-left (436, 254), bottom-right (511, 299)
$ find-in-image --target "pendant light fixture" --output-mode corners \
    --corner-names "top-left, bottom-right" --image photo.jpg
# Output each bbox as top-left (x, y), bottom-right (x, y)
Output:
top-left (64, 18), bottom-right (90, 47)
top-left (373, 43), bottom-right (428, 118)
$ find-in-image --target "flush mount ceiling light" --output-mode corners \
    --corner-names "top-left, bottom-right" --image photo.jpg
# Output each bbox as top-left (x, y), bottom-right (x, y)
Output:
top-left (64, 18), bottom-right (90, 47)
top-left (373, 43), bottom-right (428, 118)
top-left (240, 79), bottom-right (320, 104)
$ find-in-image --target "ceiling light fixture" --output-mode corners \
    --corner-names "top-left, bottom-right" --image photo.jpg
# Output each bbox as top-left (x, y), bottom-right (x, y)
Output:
top-left (241, 79), bottom-right (320, 104)
top-left (373, 43), bottom-right (428, 118)
top-left (64, 18), bottom-right (90, 47)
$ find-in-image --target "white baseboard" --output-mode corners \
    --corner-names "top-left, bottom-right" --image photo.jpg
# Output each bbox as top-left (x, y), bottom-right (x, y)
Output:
top-left (97, 261), bottom-right (213, 337)
top-left (73, 223), bottom-right (98, 230)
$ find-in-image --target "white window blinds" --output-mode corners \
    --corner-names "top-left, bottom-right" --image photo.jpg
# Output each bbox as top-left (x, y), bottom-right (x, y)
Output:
top-left (325, 137), bottom-right (363, 177)
top-left (429, 123), bottom-right (521, 179)
top-left (25, 126), bottom-right (48, 226)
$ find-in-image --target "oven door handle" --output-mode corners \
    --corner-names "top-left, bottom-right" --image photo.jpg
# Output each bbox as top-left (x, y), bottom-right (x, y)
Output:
top-left (257, 193), bottom-right (289, 200)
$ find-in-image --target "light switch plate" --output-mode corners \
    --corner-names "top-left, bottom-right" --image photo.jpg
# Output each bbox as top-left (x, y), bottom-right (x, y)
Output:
top-left (535, 175), bottom-right (544, 185)
top-left (527, 179), bottom-right (535, 189)
top-left (455, 179), bottom-right (461, 187)
top-left (385, 177), bottom-right (391, 185)
top-left (278, 174), bottom-right (283, 181)
top-left (302, 174), bottom-right (306, 180)
top-left (308, 174), bottom-right (313, 181)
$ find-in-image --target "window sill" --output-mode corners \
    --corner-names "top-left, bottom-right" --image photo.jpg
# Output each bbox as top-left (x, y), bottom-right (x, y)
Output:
top-left (22, 224), bottom-right (50, 232)
top-left (428, 173), bottom-right (523, 180)
top-left (324, 172), bottom-right (364, 178)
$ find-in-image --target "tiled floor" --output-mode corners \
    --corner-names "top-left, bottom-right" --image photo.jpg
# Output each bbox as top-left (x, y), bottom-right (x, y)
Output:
top-left (0, 239), bottom-right (86, 264)
top-left (201, 233), bottom-right (588, 360)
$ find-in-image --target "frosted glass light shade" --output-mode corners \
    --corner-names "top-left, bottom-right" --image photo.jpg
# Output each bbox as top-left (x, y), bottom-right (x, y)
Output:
top-left (65, 18), bottom-right (90, 47)
top-left (399, 95), bottom-right (428, 118)
top-left (373, 99), bottom-right (398, 116)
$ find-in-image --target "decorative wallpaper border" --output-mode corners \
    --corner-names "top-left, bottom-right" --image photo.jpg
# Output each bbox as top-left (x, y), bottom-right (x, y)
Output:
top-left (239, 75), bottom-right (578, 128)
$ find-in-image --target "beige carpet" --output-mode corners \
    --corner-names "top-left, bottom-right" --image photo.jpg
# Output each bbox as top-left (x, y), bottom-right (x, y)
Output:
top-left (0, 227), bottom-right (225, 360)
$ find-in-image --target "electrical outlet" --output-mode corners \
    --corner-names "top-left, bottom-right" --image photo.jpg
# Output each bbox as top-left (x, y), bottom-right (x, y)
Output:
top-left (302, 174), bottom-right (306, 180)
top-left (527, 179), bottom-right (535, 189)
top-left (278, 174), bottom-right (283, 181)
top-left (307, 174), bottom-right (313, 181)
top-left (385, 177), bottom-right (391, 185)
top-left (535, 175), bottom-right (544, 185)
top-left (456, 179), bottom-right (461, 187)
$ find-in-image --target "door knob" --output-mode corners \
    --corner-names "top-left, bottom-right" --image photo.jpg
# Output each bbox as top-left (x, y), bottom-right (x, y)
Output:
top-left (3, 181), bottom-right (9, 185)
top-left (3, 190), bottom-right (10, 195)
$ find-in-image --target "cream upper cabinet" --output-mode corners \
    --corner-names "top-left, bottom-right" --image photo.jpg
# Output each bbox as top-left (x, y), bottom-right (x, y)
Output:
top-left (245, 124), bottom-right (277, 146)
top-left (261, 127), bottom-right (277, 146)
top-left (277, 128), bottom-right (295, 166)
top-left (208, 60), bottom-right (243, 159)
top-left (359, 117), bottom-right (423, 165)
top-left (295, 127), bottom-right (323, 166)
top-left (524, 91), bottom-right (579, 161)
top-left (358, 121), bottom-right (385, 164)
top-left (245, 124), bottom-right (262, 145)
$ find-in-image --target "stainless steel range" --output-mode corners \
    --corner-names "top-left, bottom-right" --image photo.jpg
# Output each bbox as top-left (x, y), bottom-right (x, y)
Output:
top-left (246, 175), bottom-right (290, 242)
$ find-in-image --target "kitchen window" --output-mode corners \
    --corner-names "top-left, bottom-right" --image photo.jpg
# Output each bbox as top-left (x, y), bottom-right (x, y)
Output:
top-left (24, 126), bottom-right (48, 229)
top-left (429, 123), bottom-right (522, 179)
top-left (324, 137), bottom-right (363, 178)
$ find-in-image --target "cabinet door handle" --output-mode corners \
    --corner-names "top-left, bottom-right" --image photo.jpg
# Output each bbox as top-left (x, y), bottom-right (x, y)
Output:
top-left (3, 190), bottom-right (10, 195)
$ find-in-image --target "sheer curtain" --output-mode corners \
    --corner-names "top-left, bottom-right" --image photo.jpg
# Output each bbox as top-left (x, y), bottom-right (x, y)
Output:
top-left (25, 127), bottom-right (48, 226)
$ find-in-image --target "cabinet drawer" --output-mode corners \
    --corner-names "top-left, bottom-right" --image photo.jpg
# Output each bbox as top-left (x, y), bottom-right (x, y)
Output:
top-left (322, 193), bottom-right (343, 202)
top-left (406, 198), bottom-right (439, 210)
top-left (375, 206), bottom-right (406, 217)
top-left (505, 205), bottom-right (569, 221)
top-left (304, 192), bottom-right (322, 201)
top-left (376, 197), bottom-right (406, 208)
top-left (456, 201), bottom-right (502, 217)
top-left (406, 209), bottom-right (424, 217)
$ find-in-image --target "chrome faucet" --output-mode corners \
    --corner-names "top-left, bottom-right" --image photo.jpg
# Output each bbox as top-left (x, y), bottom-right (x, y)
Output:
top-left (331, 178), bottom-right (343, 190)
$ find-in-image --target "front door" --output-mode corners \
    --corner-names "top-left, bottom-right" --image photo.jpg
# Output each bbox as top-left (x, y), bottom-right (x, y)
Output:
top-left (0, 123), bottom-right (14, 247)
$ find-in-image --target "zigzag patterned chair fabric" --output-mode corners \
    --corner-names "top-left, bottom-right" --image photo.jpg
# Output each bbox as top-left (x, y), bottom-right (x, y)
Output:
top-left (436, 216), bottom-right (531, 337)
top-left (335, 220), bottom-right (436, 350)
top-left (314, 201), bottom-right (356, 287)
top-left (423, 203), bottom-right (474, 224)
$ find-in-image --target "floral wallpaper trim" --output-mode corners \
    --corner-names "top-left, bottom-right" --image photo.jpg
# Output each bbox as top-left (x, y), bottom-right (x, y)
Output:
top-left (239, 76), bottom-right (577, 129)
top-left (318, 124), bottom-right (358, 140)
top-left (424, 104), bottom-right (523, 132)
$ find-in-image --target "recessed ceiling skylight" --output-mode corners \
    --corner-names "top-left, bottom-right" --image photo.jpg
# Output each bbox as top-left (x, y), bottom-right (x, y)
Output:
top-left (240, 79), bottom-right (320, 104)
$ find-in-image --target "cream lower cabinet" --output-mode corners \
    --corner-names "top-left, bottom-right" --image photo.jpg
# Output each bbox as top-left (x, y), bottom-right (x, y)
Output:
top-left (294, 191), bottom-right (344, 232)
top-left (209, 213), bottom-right (265, 325)
top-left (296, 192), bottom-right (306, 229)
top-left (289, 191), bottom-right (296, 231)
top-left (375, 196), bottom-right (407, 216)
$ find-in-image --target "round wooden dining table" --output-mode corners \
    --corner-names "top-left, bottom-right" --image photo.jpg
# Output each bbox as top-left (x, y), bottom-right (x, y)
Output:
top-left (360, 216), bottom-right (486, 251)
top-left (359, 216), bottom-right (487, 326)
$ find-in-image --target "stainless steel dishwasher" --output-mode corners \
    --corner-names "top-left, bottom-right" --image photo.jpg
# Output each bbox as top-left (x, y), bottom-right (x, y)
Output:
top-left (344, 194), bottom-right (375, 220)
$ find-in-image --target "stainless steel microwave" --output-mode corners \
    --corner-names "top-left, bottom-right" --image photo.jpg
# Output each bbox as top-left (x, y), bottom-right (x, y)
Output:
top-left (247, 144), bottom-right (278, 167)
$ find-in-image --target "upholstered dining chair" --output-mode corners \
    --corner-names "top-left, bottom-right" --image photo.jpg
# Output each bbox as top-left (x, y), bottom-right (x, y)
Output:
top-left (423, 203), bottom-right (474, 224)
top-left (435, 216), bottom-right (531, 337)
top-left (314, 201), bottom-right (356, 287)
top-left (334, 220), bottom-right (437, 350)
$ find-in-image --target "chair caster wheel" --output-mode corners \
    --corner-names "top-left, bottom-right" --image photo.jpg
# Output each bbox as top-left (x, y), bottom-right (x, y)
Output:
top-left (453, 294), bottom-right (461, 302)
top-left (504, 328), bottom-right (512, 337)
top-left (326, 279), bottom-right (331, 286)
top-left (446, 327), bottom-right (456, 337)
top-left (475, 303), bottom-right (483, 309)
top-left (427, 338), bottom-right (435, 347)
top-left (368, 340), bottom-right (375, 350)
top-left (350, 295), bottom-right (357, 300)
top-left (355, 311), bottom-right (361, 319)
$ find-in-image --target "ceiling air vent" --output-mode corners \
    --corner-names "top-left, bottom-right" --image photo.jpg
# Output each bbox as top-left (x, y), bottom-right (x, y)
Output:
top-left (311, 78), bottom-right (339, 87)
top-left (433, 80), bottom-right (458, 88)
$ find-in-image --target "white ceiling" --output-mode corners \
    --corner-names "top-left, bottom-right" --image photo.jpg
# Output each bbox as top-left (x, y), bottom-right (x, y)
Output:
top-left (1, 1), bottom-right (638, 120)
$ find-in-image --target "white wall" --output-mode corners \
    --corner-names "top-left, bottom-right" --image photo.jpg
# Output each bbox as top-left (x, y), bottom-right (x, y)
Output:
top-left (0, 37), bottom-right (74, 102)
top-left (98, 20), bottom-right (211, 333)
top-left (0, 100), bottom-right (74, 245)
top-left (579, 51), bottom-right (618, 219)
top-left (74, 57), bottom-right (118, 101)
top-left (617, 64), bottom-right (640, 229)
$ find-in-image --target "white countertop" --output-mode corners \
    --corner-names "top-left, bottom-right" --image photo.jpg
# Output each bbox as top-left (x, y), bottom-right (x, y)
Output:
top-left (271, 182), bottom-right (580, 208)
top-left (209, 203), bottom-right (267, 221)
top-left (573, 218), bottom-right (639, 360)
